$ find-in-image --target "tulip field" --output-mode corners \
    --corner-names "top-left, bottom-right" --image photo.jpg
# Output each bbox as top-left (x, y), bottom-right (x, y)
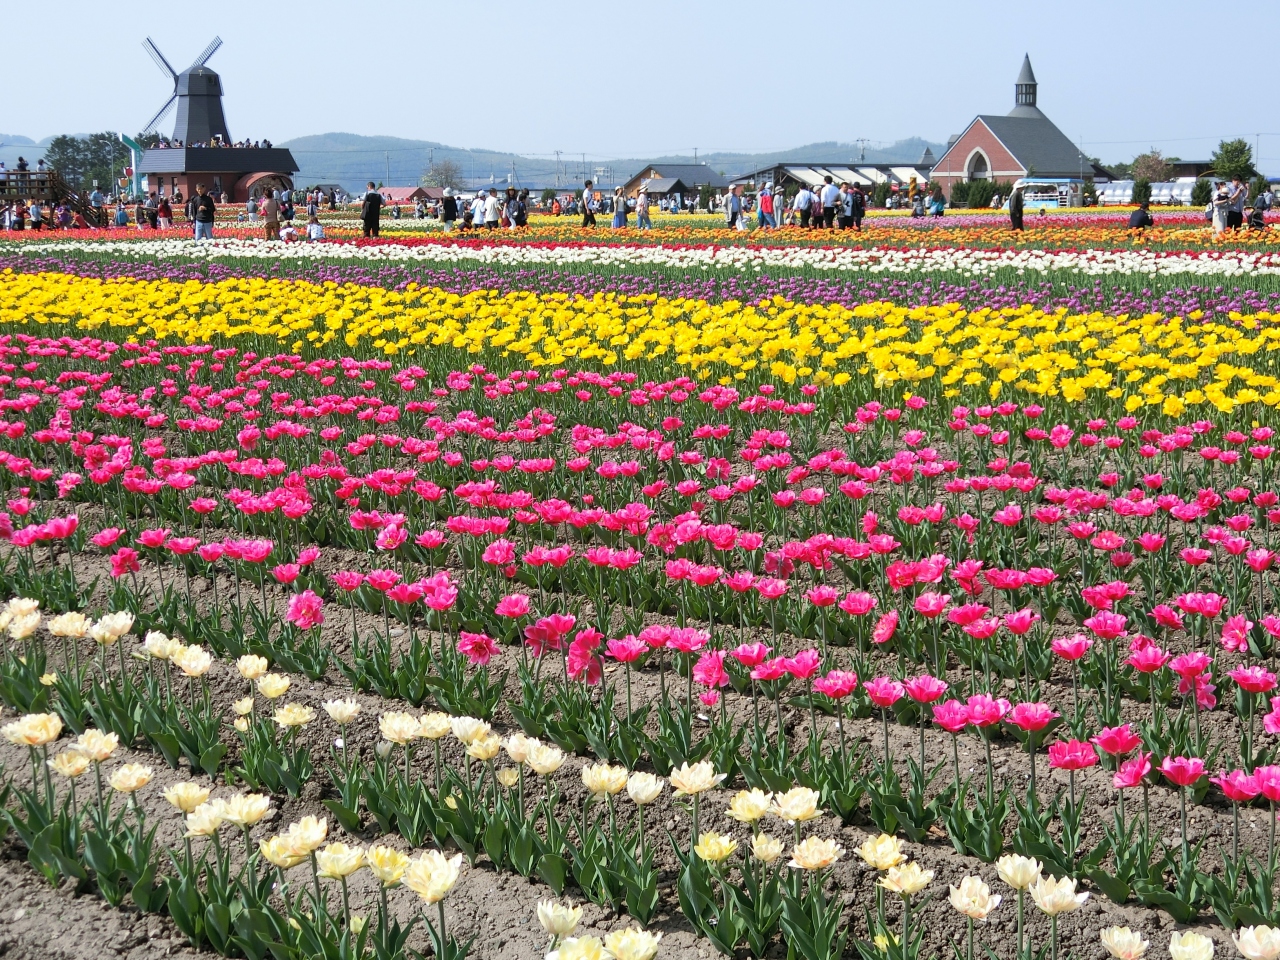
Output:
top-left (5, 216), bottom-right (1280, 960)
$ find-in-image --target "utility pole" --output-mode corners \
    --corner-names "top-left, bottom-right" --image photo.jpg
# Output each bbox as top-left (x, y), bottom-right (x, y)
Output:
top-left (429, 147), bottom-right (434, 173)
top-left (581, 153), bottom-right (586, 184)
top-left (554, 150), bottom-right (561, 188)
top-left (694, 147), bottom-right (698, 163)
top-left (385, 151), bottom-right (391, 187)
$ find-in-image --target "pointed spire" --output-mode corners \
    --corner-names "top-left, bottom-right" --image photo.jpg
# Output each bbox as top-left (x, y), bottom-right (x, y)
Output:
top-left (1016, 54), bottom-right (1036, 85)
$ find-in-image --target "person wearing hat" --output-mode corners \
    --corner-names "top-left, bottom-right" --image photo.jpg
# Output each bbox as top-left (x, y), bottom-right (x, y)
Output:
top-left (441, 188), bottom-right (458, 230)
top-left (635, 188), bottom-right (652, 230)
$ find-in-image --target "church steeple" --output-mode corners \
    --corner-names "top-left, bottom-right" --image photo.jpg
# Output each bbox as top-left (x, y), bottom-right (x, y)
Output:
top-left (1015, 54), bottom-right (1037, 108)
top-left (1008, 54), bottom-right (1045, 119)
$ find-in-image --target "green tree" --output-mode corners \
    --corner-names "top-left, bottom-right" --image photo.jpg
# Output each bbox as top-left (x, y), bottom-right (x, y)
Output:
top-left (966, 179), bottom-right (995, 209)
top-left (948, 181), bottom-right (971, 208)
top-left (872, 181), bottom-right (892, 208)
top-left (1132, 178), bottom-right (1152, 204)
top-left (540, 188), bottom-right (556, 205)
top-left (1251, 175), bottom-right (1269, 202)
top-left (1082, 178), bottom-right (1097, 205)
top-left (1190, 178), bottom-right (1213, 207)
top-left (1210, 139), bottom-right (1256, 181)
top-left (41, 132), bottom-right (124, 193)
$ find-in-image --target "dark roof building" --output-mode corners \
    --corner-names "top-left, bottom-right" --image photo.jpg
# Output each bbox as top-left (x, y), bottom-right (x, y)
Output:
top-left (622, 162), bottom-right (728, 197)
top-left (930, 55), bottom-right (1114, 196)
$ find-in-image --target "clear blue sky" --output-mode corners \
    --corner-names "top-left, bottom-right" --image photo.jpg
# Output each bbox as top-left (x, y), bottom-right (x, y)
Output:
top-left (8, 0), bottom-right (1279, 170)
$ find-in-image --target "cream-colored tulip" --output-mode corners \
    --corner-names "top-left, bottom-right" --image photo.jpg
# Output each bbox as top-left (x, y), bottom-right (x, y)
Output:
top-left (1170, 932), bottom-right (1214, 960)
top-left (788, 836), bottom-right (844, 871)
top-left (626, 771), bottom-right (663, 806)
top-left (163, 781), bottom-right (212, 813)
top-left (273, 704), bottom-right (315, 728)
top-left (726, 788), bottom-right (772, 824)
top-left (261, 835), bottom-right (308, 869)
top-left (553, 936), bottom-right (604, 960)
top-left (91, 610), bottom-right (134, 644)
top-left (996, 853), bottom-right (1043, 891)
top-left (450, 716), bottom-right (490, 745)
top-left (50, 751), bottom-right (90, 779)
top-left (465, 734), bottom-right (501, 762)
top-left (403, 849), bottom-right (463, 904)
top-left (527, 743), bottom-right (566, 776)
top-left (497, 767), bottom-right (520, 788)
top-left (237, 655), bottom-right (269, 680)
top-left (109, 763), bottom-right (154, 793)
top-left (1029, 875), bottom-right (1089, 916)
top-left (582, 762), bottom-right (628, 796)
top-left (1100, 926), bottom-right (1149, 960)
top-left (771, 786), bottom-right (821, 824)
top-left (502, 731), bottom-right (537, 763)
top-left (9, 613), bottom-right (40, 640)
top-left (1235, 927), bottom-right (1280, 960)
top-left (418, 712), bottom-right (452, 740)
top-left (185, 803), bottom-right (224, 837)
top-left (214, 792), bottom-right (271, 828)
top-left (232, 696), bottom-right (254, 716)
top-left (2, 712), bottom-right (62, 747)
top-left (366, 845), bottom-right (410, 887)
top-left (144, 631), bottom-right (177, 660)
top-left (173, 644), bottom-right (213, 678)
top-left (283, 815), bottom-right (328, 854)
top-left (256, 673), bottom-right (290, 699)
top-left (323, 699), bottom-right (361, 725)
top-left (880, 861), bottom-right (934, 897)
top-left (537, 899), bottom-right (583, 938)
top-left (669, 760), bottom-right (725, 796)
top-left (39, 672), bottom-right (57, 687)
top-left (949, 875), bottom-right (1002, 920)
top-left (47, 612), bottom-right (90, 639)
top-left (858, 833), bottom-right (908, 870)
top-left (74, 728), bottom-right (118, 762)
top-left (316, 842), bottom-right (364, 879)
top-left (379, 711), bottom-right (421, 745)
top-left (602, 926), bottom-right (662, 960)
top-left (752, 833), bottom-right (785, 863)
top-left (694, 831), bottom-right (738, 863)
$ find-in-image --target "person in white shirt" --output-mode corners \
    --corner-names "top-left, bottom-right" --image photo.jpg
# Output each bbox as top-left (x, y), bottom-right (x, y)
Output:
top-left (470, 191), bottom-right (486, 227)
top-left (483, 188), bottom-right (501, 228)
top-left (306, 216), bottom-right (325, 240)
top-left (819, 176), bottom-right (840, 229)
top-left (792, 186), bottom-right (814, 228)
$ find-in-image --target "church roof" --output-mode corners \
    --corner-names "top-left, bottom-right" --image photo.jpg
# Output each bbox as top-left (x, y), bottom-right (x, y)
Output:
top-left (975, 114), bottom-right (1085, 176)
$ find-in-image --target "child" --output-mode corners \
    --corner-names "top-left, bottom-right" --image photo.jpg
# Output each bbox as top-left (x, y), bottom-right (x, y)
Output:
top-left (306, 215), bottom-right (324, 240)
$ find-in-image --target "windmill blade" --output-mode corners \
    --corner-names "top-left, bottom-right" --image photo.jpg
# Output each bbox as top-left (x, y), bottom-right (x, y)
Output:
top-left (143, 37), bottom-right (177, 79)
top-left (142, 95), bottom-right (177, 135)
top-left (188, 36), bottom-right (222, 70)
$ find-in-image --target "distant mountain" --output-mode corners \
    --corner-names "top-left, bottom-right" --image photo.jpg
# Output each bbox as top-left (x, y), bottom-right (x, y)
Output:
top-left (279, 133), bottom-right (948, 192)
top-left (0, 134), bottom-right (56, 169)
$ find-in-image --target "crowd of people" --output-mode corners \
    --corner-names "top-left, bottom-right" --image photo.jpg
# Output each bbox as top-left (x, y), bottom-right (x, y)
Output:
top-left (151, 135), bottom-right (275, 150)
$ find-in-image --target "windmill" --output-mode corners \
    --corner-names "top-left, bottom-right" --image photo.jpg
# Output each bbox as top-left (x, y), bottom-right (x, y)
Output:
top-left (141, 37), bottom-right (231, 145)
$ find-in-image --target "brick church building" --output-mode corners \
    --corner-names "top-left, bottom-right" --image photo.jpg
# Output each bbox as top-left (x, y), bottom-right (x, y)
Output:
top-left (929, 56), bottom-right (1113, 199)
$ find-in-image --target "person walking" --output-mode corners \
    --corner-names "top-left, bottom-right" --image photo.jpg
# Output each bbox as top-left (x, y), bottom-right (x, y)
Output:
top-left (246, 196), bottom-right (258, 223)
top-left (635, 188), bottom-right (652, 230)
top-left (114, 200), bottom-right (129, 227)
top-left (262, 190), bottom-right (281, 240)
top-left (28, 198), bottom-right (43, 231)
top-left (581, 180), bottom-right (597, 227)
top-left (483, 188), bottom-right (501, 228)
top-left (851, 184), bottom-right (866, 231)
top-left (145, 191), bottom-right (159, 229)
top-left (1008, 185), bottom-right (1024, 231)
top-left (723, 184), bottom-right (744, 230)
top-left (757, 183), bottom-right (775, 228)
top-left (192, 183), bottom-right (216, 240)
top-left (360, 182), bottom-right (382, 237)
top-left (1226, 175), bottom-right (1248, 230)
top-left (157, 195), bottom-right (173, 229)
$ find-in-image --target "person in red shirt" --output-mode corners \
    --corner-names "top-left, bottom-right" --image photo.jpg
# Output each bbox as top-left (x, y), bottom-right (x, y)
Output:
top-left (757, 184), bottom-right (775, 228)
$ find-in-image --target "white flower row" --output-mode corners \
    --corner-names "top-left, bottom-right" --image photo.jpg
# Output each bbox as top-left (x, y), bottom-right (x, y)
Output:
top-left (12, 236), bottom-right (1280, 278)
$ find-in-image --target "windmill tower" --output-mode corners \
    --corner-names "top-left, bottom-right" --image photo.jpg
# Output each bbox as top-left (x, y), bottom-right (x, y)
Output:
top-left (142, 37), bottom-right (231, 144)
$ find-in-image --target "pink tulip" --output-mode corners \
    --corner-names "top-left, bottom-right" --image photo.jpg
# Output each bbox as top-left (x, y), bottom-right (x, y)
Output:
top-left (1090, 723), bottom-right (1142, 756)
top-left (813, 670), bottom-right (858, 699)
top-left (1159, 755), bottom-right (1206, 787)
top-left (1047, 739), bottom-right (1098, 771)
top-left (965, 693), bottom-right (1011, 728)
top-left (864, 677), bottom-right (905, 708)
top-left (903, 674), bottom-right (949, 705)
top-left (1007, 702), bottom-right (1059, 733)
top-left (494, 594), bottom-right (532, 618)
top-left (1113, 751), bottom-right (1152, 789)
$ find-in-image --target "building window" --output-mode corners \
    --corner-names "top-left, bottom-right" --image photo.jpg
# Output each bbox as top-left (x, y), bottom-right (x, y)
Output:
top-left (967, 152), bottom-right (989, 181)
